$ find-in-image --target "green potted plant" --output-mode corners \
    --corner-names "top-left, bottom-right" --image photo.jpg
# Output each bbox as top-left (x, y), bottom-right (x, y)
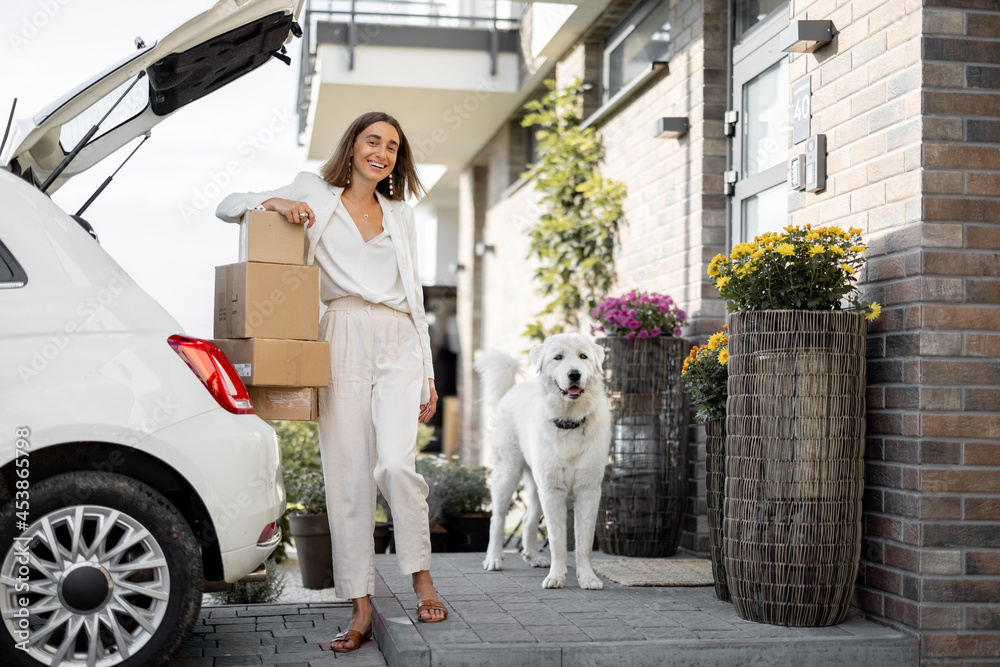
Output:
top-left (414, 454), bottom-right (449, 551)
top-left (681, 329), bottom-right (730, 602)
top-left (710, 224), bottom-right (880, 627)
top-left (283, 464), bottom-right (334, 590)
top-left (439, 463), bottom-right (491, 552)
top-left (590, 289), bottom-right (689, 558)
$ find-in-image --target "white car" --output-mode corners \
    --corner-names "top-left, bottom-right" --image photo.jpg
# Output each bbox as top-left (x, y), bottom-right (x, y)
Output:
top-left (0, 1), bottom-right (303, 665)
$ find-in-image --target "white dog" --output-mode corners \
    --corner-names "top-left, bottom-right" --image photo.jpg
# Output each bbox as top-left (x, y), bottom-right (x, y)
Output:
top-left (474, 333), bottom-right (611, 589)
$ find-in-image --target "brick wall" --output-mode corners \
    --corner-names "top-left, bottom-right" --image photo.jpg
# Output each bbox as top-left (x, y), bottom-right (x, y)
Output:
top-left (790, 0), bottom-right (1000, 663)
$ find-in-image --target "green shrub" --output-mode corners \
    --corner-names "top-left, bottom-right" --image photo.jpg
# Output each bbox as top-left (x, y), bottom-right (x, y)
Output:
top-left (208, 558), bottom-right (286, 605)
top-left (440, 464), bottom-right (490, 516)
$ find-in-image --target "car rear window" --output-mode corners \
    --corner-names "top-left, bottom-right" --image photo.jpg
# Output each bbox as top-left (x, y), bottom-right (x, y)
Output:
top-left (0, 240), bottom-right (28, 288)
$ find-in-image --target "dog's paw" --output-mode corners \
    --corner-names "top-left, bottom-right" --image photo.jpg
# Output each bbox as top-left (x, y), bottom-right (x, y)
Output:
top-left (577, 571), bottom-right (604, 590)
top-left (542, 573), bottom-right (566, 589)
top-left (483, 556), bottom-right (504, 571)
top-left (522, 551), bottom-right (550, 568)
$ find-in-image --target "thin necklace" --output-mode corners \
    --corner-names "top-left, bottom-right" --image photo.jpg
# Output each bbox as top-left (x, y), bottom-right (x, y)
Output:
top-left (345, 192), bottom-right (376, 219)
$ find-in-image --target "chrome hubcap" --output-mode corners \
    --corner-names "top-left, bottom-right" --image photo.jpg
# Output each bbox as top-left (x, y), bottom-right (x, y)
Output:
top-left (1, 506), bottom-right (171, 666)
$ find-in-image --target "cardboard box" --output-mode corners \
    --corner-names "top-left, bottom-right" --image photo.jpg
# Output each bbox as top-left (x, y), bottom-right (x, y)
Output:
top-left (249, 386), bottom-right (318, 421)
top-left (240, 210), bottom-right (305, 265)
top-left (214, 262), bottom-right (320, 340)
top-left (213, 338), bottom-right (329, 387)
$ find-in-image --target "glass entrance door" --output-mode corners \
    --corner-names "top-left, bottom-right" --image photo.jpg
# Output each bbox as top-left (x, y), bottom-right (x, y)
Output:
top-left (729, 3), bottom-right (789, 243)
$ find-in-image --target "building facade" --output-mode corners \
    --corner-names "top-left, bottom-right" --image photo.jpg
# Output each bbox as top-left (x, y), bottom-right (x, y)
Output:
top-left (453, 1), bottom-right (1000, 664)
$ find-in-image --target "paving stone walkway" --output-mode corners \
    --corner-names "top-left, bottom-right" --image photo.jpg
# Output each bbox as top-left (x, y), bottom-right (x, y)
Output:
top-left (171, 602), bottom-right (386, 667)
top-left (372, 552), bottom-right (918, 667)
top-left (172, 551), bottom-right (919, 667)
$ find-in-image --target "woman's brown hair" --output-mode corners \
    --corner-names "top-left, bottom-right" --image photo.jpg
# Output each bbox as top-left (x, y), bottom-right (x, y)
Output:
top-left (319, 111), bottom-right (426, 201)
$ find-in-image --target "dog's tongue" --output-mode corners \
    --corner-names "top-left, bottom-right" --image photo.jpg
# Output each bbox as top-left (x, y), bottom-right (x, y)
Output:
top-left (567, 386), bottom-right (582, 396)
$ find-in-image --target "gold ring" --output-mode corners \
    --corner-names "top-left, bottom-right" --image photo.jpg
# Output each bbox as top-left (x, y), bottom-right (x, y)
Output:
top-left (299, 212), bottom-right (308, 218)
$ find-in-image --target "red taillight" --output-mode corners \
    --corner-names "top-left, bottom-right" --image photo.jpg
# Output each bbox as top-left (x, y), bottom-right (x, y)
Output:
top-left (167, 334), bottom-right (254, 415)
top-left (257, 521), bottom-right (278, 545)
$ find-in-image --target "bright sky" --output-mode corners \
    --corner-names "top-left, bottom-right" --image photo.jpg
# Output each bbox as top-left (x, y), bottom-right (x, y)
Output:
top-left (1, 0), bottom-right (322, 338)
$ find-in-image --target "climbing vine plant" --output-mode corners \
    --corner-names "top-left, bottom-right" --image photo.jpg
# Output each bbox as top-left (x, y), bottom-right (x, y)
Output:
top-left (521, 78), bottom-right (626, 342)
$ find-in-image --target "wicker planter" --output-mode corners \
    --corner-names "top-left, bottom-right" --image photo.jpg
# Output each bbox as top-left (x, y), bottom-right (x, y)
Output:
top-left (705, 418), bottom-right (730, 603)
top-left (724, 310), bottom-right (866, 627)
top-left (596, 336), bottom-right (688, 557)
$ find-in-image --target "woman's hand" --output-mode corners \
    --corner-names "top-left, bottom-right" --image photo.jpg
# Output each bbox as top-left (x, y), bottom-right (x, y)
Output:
top-left (419, 379), bottom-right (438, 423)
top-left (263, 198), bottom-right (315, 227)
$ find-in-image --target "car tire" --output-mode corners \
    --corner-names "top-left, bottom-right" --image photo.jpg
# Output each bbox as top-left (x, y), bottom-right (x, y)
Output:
top-left (0, 471), bottom-right (203, 667)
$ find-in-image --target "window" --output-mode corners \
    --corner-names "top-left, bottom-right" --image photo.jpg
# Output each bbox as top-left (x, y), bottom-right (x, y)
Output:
top-left (59, 75), bottom-right (149, 150)
top-left (603, 0), bottom-right (671, 102)
top-left (735, 0), bottom-right (786, 42)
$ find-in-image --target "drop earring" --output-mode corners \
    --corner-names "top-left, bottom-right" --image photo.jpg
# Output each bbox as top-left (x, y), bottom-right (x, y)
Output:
top-left (346, 155), bottom-right (351, 186)
top-left (388, 172), bottom-right (394, 197)
top-left (346, 167), bottom-right (350, 186)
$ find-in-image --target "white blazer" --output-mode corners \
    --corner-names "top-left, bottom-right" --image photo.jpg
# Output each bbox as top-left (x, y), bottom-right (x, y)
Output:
top-left (216, 171), bottom-right (435, 404)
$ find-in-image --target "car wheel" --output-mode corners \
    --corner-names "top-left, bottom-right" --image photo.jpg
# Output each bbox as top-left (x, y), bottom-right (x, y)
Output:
top-left (0, 472), bottom-right (203, 667)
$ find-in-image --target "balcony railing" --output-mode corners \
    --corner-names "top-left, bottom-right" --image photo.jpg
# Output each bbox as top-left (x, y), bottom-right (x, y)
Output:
top-left (296, 0), bottom-right (524, 138)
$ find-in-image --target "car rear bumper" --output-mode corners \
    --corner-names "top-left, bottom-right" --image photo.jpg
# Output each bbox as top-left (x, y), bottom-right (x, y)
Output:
top-left (136, 408), bottom-right (286, 580)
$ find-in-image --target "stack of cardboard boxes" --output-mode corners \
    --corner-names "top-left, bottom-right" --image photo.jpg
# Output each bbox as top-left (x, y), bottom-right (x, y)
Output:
top-left (213, 211), bottom-right (328, 420)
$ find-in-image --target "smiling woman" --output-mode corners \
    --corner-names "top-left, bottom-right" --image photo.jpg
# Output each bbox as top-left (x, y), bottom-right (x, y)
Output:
top-left (215, 111), bottom-right (449, 653)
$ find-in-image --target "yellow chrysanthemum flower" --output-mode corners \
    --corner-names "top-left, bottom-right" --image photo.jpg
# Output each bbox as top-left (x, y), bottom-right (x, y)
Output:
top-left (849, 245), bottom-right (866, 253)
top-left (708, 331), bottom-right (726, 348)
top-left (731, 242), bottom-right (754, 258)
top-left (718, 349), bottom-right (729, 366)
top-left (716, 276), bottom-right (731, 289)
top-left (829, 245), bottom-right (845, 255)
top-left (708, 263), bottom-right (720, 277)
top-left (808, 244), bottom-right (825, 256)
top-left (805, 229), bottom-right (820, 240)
top-left (776, 243), bottom-right (796, 257)
top-left (841, 263), bottom-right (855, 275)
top-left (865, 302), bottom-right (882, 321)
top-left (752, 249), bottom-right (764, 259)
top-left (848, 227), bottom-right (864, 236)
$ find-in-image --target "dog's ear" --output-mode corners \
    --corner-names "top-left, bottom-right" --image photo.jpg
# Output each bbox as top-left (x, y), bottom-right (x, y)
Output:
top-left (591, 342), bottom-right (606, 373)
top-left (528, 342), bottom-right (547, 372)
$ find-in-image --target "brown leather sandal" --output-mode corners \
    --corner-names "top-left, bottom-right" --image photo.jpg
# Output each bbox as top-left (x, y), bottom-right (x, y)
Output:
top-left (330, 628), bottom-right (371, 653)
top-left (416, 599), bottom-right (448, 623)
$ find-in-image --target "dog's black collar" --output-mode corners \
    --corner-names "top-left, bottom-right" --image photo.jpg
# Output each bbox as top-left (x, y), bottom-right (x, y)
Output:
top-left (552, 416), bottom-right (586, 430)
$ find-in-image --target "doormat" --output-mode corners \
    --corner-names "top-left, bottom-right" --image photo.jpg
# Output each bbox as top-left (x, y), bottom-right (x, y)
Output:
top-left (592, 558), bottom-right (714, 587)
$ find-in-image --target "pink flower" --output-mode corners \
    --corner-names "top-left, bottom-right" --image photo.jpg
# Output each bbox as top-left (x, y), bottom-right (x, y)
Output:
top-left (673, 328), bottom-right (682, 337)
top-left (638, 330), bottom-right (650, 339)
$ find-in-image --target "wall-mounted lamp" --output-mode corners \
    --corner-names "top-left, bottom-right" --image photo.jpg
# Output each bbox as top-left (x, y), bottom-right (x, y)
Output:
top-left (780, 20), bottom-right (833, 53)
top-left (652, 117), bottom-right (689, 139)
top-left (474, 242), bottom-right (495, 257)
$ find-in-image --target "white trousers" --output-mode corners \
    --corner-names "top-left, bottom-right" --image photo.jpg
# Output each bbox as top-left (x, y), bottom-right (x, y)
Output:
top-left (317, 296), bottom-right (432, 599)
